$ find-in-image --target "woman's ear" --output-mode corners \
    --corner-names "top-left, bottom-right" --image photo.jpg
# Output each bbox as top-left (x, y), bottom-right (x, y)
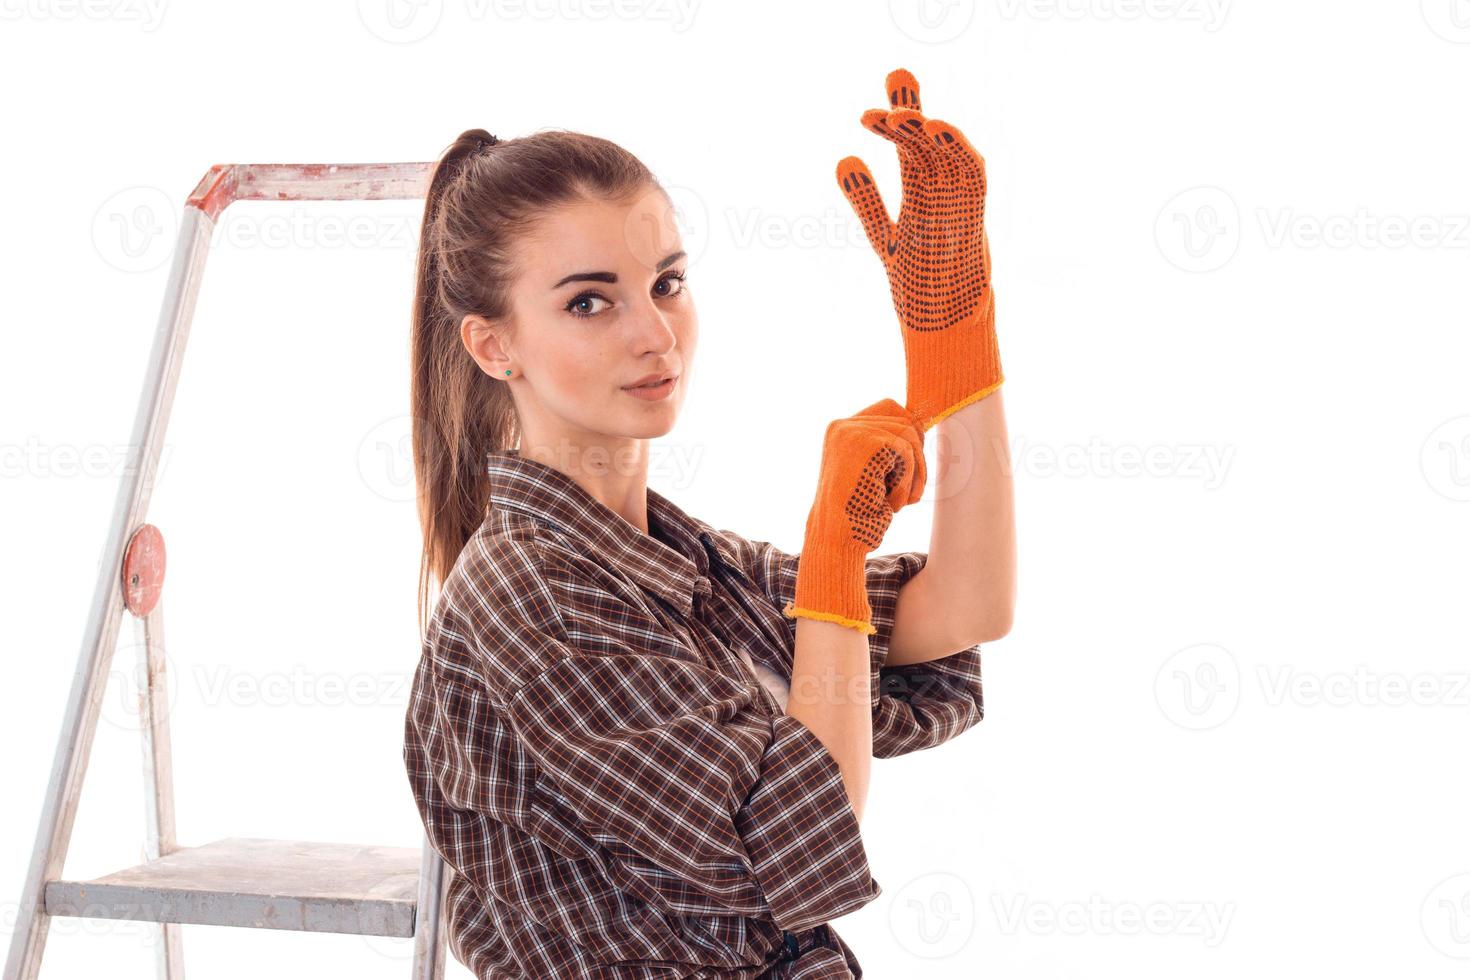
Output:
top-left (461, 312), bottom-right (515, 379)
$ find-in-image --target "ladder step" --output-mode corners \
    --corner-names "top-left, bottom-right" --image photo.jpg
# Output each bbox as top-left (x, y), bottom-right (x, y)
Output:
top-left (44, 837), bottom-right (422, 938)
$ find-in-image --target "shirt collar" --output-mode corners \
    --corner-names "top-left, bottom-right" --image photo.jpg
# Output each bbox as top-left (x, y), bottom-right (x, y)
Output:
top-left (484, 449), bottom-right (725, 617)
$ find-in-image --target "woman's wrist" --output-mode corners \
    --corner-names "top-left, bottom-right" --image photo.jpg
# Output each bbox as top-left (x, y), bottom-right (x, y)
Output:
top-left (785, 531), bottom-right (872, 634)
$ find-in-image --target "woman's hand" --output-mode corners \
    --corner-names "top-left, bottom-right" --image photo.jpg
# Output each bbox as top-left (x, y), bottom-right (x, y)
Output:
top-left (836, 67), bottom-right (1004, 433)
top-left (784, 397), bottom-right (926, 634)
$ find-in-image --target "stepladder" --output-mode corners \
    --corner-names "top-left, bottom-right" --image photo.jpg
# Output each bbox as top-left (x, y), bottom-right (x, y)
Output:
top-left (4, 161), bottom-right (453, 980)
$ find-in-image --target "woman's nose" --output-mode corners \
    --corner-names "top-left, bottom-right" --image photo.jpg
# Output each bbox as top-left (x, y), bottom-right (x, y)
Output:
top-left (628, 304), bottom-right (679, 356)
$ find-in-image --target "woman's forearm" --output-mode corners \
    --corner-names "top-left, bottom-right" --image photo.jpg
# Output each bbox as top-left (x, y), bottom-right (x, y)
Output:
top-left (888, 390), bottom-right (1016, 665)
top-left (930, 389), bottom-right (1016, 640)
top-left (788, 616), bottom-right (872, 823)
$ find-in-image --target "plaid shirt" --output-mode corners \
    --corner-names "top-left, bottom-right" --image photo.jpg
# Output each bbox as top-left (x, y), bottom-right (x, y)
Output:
top-left (404, 449), bottom-right (984, 978)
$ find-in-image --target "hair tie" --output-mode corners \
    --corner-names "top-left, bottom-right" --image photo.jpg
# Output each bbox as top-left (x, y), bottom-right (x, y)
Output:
top-left (476, 134), bottom-right (499, 150)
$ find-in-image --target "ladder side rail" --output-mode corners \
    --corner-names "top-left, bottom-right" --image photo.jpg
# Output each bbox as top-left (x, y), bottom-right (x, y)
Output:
top-left (4, 205), bottom-right (215, 980)
top-left (135, 600), bottom-right (184, 978)
top-left (411, 840), bottom-right (448, 980)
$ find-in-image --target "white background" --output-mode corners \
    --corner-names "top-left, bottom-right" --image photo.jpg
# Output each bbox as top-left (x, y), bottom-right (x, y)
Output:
top-left (3, 1), bottom-right (1469, 977)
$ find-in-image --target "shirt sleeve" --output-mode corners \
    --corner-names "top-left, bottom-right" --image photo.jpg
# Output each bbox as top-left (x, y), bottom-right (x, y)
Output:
top-left (437, 531), bottom-right (881, 935)
top-left (723, 533), bottom-right (986, 759)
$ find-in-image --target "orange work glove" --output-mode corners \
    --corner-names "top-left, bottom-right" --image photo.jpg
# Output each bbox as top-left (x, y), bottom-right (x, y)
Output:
top-left (783, 397), bottom-right (926, 635)
top-left (836, 67), bottom-right (1003, 433)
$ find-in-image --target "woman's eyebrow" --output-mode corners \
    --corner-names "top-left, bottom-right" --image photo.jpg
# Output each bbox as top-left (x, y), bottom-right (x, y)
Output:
top-left (550, 250), bottom-right (686, 289)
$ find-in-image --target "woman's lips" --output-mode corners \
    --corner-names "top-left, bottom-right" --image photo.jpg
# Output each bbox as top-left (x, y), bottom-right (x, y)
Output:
top-left (621, 374), bottom-right (678, 400)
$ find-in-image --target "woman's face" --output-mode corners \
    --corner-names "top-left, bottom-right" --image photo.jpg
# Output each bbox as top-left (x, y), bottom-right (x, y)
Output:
top-left (465, 185), bottom-right (696, 471)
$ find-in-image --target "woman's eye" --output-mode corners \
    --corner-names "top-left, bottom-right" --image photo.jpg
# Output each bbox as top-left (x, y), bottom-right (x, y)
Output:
top-left (655, 271), bottom-right (688, 298)
top-left (566, 293), bottom-right (610, 317)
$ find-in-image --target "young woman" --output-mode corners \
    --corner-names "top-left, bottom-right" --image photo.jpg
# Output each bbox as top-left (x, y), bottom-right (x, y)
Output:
top-left (403, 68), bottom-right (1015, 979)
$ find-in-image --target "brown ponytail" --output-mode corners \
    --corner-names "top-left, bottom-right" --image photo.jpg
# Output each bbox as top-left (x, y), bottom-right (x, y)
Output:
top-left (411, 127), bottom-right (658, 636)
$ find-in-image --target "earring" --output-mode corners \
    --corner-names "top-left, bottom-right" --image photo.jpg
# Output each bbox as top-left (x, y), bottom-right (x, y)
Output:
top-left (504, 369), bottom-right (513, 377)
